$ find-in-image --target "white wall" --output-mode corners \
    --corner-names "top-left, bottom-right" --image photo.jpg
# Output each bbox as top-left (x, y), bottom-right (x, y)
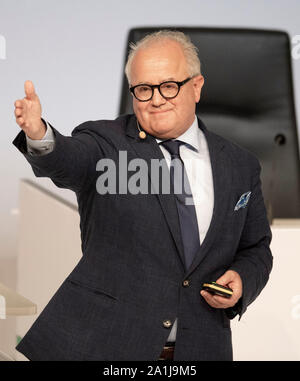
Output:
top-left (14, 180), bottom-right (81, 360)
top-left (0, 0), bottom-right (300, 261)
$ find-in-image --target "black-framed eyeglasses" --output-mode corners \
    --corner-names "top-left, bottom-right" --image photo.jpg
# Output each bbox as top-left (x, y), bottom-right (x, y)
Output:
top-left (130, 77), bottom-right (192, 102)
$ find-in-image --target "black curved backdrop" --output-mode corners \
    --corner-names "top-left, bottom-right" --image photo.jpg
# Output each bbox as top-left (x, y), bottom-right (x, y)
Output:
top-left (119, 27), bottom-right (300, 219)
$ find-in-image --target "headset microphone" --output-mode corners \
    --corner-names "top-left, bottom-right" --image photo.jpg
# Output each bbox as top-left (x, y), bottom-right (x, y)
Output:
top-left (136, 119), bottom-right (147, 139)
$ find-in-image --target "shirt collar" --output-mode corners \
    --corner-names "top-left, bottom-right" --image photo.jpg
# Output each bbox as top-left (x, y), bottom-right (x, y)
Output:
top-left (155, 115), bottom-right (200, 153)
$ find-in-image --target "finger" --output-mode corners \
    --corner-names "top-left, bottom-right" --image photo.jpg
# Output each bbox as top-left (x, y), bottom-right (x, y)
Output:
top-left (24, 80), bottom-right (36, 100)
top-left (218, 271), bottom-right (242, 298)
top-left (201, 290), bottom-right (235, 308)
top-left (201, 291), bottom-right (224, 308)
top-left (14, 108), bottom-right (23, 117)
top-left (216, 271), bottom-right (234, 286)
top-left (14, 100), bottom-right (24, 108)
top-left (228, 282), bottom-right (241, 296)
top-left (211, 294), bottom-right (238, 307)
top-left (16, 116), bottom-right (25, 126)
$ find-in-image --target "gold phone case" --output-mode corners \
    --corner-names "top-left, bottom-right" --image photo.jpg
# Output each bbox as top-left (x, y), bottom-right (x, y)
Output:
top-left (202, 282), bottom-right (233, 298)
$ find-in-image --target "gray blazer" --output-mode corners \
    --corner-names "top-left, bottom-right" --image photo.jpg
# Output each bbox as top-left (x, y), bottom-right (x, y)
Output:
top-left (12, 114), bottom-right (273, 361)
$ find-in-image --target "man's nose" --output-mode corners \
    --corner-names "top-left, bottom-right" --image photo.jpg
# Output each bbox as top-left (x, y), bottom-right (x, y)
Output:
top-left (151, 87), bottom-right (166, 106)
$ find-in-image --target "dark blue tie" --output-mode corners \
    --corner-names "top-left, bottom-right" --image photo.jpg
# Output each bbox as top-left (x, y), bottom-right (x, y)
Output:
top-left (161, 140), bottom-right (200, 270)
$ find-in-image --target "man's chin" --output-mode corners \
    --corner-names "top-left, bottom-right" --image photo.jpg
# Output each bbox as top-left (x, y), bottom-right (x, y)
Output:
top-left (149, 124), bottom-right (177, 139)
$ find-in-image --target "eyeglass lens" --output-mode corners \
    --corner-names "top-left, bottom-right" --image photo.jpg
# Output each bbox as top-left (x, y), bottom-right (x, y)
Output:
top-left (134, 82), bottom-right (179, 101)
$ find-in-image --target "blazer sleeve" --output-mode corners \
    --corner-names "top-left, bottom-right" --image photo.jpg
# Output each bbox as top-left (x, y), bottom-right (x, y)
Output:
top-left (227, 159), bottom-right (273, 320)
top-left (12, 120), bottom-right (104, 194)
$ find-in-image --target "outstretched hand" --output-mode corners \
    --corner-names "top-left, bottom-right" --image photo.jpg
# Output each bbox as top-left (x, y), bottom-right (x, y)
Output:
top-left (14, 80), bottom-right (46, 140)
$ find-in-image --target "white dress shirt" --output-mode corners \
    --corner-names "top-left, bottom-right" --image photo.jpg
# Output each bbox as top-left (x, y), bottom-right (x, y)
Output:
top-left (26, 122), bottom-right (55, 155)
top-left (26, 116), bottom-right (214, 343)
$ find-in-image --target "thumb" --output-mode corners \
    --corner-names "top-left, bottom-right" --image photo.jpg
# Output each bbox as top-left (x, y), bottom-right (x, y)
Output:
top-left (216, 270), bottom-right (234, 287)
top-left (24, 80), bottom-right (37, 100)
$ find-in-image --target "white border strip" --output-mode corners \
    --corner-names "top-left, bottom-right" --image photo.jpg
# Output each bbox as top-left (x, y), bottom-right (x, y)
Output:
top-left (0, 295), bottom-right (6, 319)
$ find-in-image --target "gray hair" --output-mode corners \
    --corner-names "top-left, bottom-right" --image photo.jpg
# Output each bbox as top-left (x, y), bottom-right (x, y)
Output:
top-left (125, 30), bottom-right (201, 84)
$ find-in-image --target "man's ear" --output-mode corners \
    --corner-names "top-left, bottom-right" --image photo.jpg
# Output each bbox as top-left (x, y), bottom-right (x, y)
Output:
top-left (193, 75), bottom-right (204, 103)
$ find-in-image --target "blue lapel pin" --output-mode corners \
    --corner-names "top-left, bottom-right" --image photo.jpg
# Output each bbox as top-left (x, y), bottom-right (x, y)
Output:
top-left (234, 191), bottom-right (251, 211)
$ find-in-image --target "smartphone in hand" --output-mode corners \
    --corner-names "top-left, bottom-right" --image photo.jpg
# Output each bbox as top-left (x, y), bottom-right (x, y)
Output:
top-left (202, 282), bottom-right (233, 298)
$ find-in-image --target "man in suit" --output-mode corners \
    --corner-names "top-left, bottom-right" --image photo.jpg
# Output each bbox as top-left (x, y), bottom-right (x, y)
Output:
top-left (13, 30), bottom-right (272, 361)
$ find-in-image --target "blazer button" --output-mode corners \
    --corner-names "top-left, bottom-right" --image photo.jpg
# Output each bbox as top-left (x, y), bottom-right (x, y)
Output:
top-left (163, 320), bottom-right (172, 328)
top-left (182, 280), bottom-right (190, 287)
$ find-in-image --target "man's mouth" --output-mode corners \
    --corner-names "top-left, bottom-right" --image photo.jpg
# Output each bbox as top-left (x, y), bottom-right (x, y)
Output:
top-left (150, 109), bottom-right (171, 114)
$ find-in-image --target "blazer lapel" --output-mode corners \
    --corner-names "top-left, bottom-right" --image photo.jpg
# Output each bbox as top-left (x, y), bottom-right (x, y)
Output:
top-left (186, 118), bottom-right (233, 276)
top-left (125, 115), bottom-right (186, 269)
